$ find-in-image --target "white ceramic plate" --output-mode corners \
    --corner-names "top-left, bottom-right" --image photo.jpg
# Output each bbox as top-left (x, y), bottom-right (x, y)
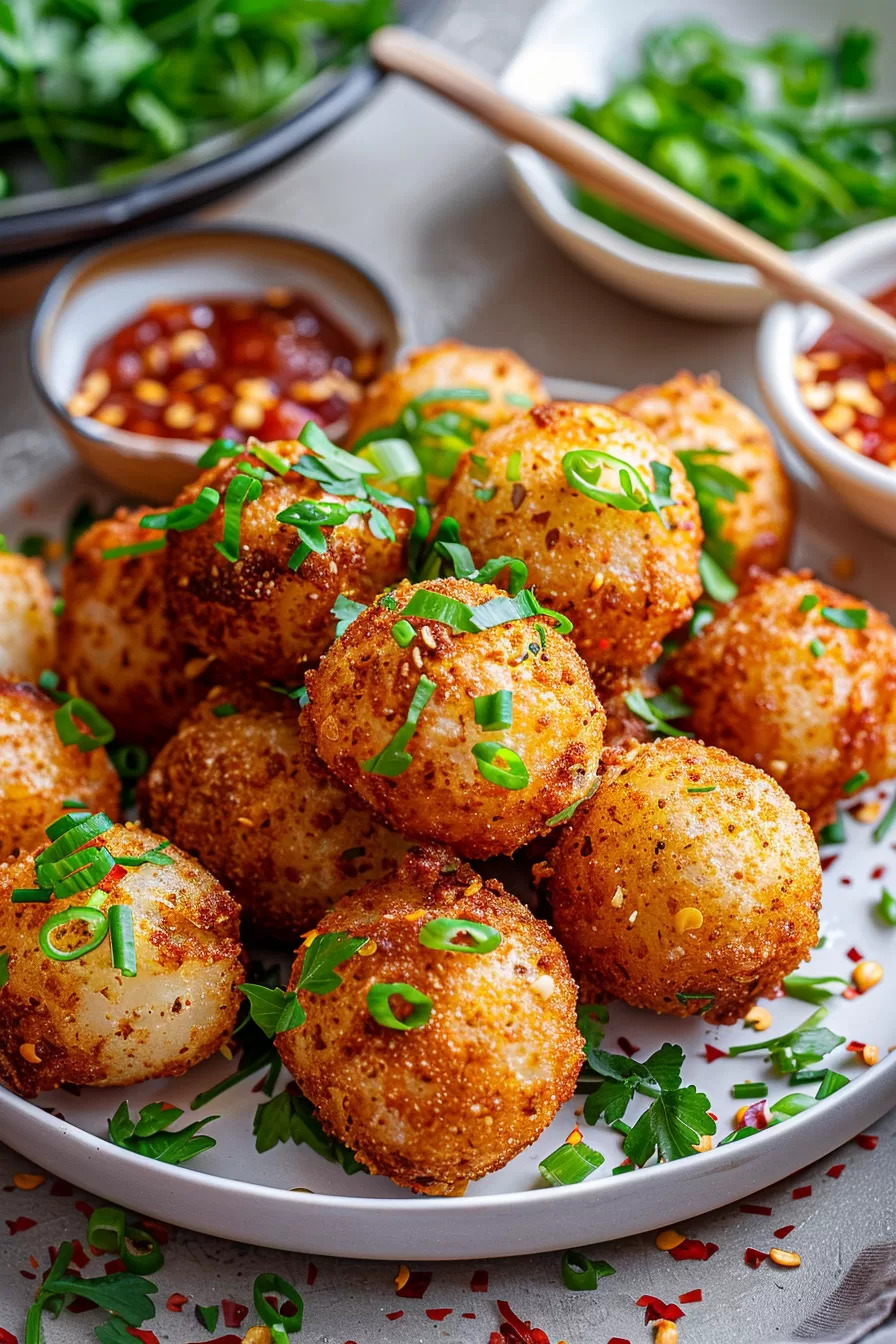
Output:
top-left (500, 0), bottom-right (896, 321)
top-left (1, 378), bottom-right (895, 1260)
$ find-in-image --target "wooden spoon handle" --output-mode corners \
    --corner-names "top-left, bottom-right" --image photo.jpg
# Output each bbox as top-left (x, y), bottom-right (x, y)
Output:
top-left (371, 25), bottom-right (896, 355)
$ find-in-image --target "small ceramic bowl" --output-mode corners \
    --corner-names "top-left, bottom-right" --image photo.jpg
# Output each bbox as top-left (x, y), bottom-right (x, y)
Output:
top-left (30, 225), bottom-right (404, 503)
top-left (756, 216), bottom-right (896, 543)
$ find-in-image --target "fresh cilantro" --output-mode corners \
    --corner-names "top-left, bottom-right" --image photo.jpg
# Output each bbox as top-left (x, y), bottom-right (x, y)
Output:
top-left (583, 1042), bottom-right (715, 1164)
top-left (253, 1086), bottom-right (366, 1172)
top-left (240, 933), bottom-right (368, 1036)
top-left (190, 962), bottom-right (284, 1111)
top-left (331, 594), bottom-right (367, 637)
top-left (624, 686), bottom-right (694, 738)
top-left (108, 1100), bottom-right (217, 1164)
top-left (782, 973), bottom-right (849, 1005)
top-left (677, 447), bottom-right (749, 577)
top-left (25, 1238), bottom-right (157, 1344)
top-left (240, 983), bottom-right (307, 1037)
top-left (623, 1083), bottom-right (717, 1165)
top-left (577, 1002), bottom-right (609, 1071)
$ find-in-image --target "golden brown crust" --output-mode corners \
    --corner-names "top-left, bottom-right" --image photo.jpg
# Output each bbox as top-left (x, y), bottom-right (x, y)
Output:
top-left (305, 577), bottom-right (605, 859)
top-left (663, 568), bottom-right (896, 828)
top-left (276, 845), bottom-right (582, 1194)
top-left (436, 402), bottom-right (703, 683)
top-left (0, 679), bottom-right (120, 861)
top-left (614, 372), bottom-right (795, 582)
top-left (58, 508), bottom-right (209, 750)
top-left (543, 738), bottom-right (821, 1025)
top-left (0, 552), bottom-right (56, 683)
top-left (0, 823), bottom-right (243, 1096)
top-left (347, 340), bottom-right (548, 502)
top-left (141, 687), bottom-right (411, 942)
top-left (164, 440), bottom-right (411, 681)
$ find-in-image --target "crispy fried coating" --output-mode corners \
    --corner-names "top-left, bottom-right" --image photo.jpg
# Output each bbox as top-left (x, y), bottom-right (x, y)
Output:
top-left (437, 402), bottom-right (703, 686)
top-left (58, 509), bottom-right (209, 750)
top-left (663, 569), bottom-right (896, 829)
top-left (305, 577), bottom-right (605, 859)
top-left (0, 679), bottom-right (120, 861)
top-left (276, 845), bottom-right (582, 1195)
top-left (165, 440), bottom-right (411, 681)
top-left (0, 552), bottom-right (56, 682)
top-left (0, 823), bottom-right (243, 1096)
top-left (142, 687), bottom-right (411, 942)
top-left (542, 739), bottom-right (821, 1024)
top-left (347, 340), bottom-right (548, 502)
top-left (614, 372), bottom-right (795, 583)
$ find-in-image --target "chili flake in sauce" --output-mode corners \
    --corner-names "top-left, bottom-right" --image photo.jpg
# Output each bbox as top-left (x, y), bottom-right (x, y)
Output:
top-left (795, 286), bottom-right (896, 468)
top-left (69, 289), bottom-right (378, 444)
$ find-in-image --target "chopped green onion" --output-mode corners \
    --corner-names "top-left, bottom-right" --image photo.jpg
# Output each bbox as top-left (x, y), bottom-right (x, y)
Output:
top-left (873, 793), bottom-right (896, 843)
top-left (401, 589), bottom-right (477, 632)
top-left (819, 813), bottom-right (846, 846)
top-left (560, 1249), bottom-right (615, 1291)
top-left (39, 905), bottom-right (108, 961)
top-left (251, 444), bottom-right (291, 476)
top-left (40, 811), bottom-right (113, 862)
top-left (108, 904), bottom-right (136, 977)
top-left (732, 1082), bottom-right (768, 1099)
top-left (54, 697), bottom-right (115, 752)
top-left (362, 674), bottom-right (436, 777)
top-left (141, 486), bottom-right (220, 533)
top-left (253, 1272), bottom-right (304, 1339)
top-left (108, 744), bottom-right (150, 780)
top-left (539, 1139), bottom-right (604, 1186)
top-left (822, 606), bottom-right (868, 630)
top-left (214, 474), bottom-right (262, 563)
top-left (115, 842), bottom-right (172, 868)
top-left (235, 462), bottom-right (269, 482)
top-left (624, 687), bottom-right (693, 738)
top-left (809, 638), bottom-right (826, 658)
top-left (676, 992), bottom-right (715, 1010)
top-left (699, 549), bottom-right (738, 602)
top-left (545, 780), bottom-right (600, 827)
top-left (418, 918), bottom-right (502, 954)
top-left (61, 799), bottom-right (87, 810)
top-left (843, 769), bottom-right (870, 796)
top-left (687, 785), bottom-right (716, 793)
top-left (38, 846), bottom-right (116, 900)
top-left (391, 619), bottom-right (415, 647)
top-left (100, 538), bottom-right (167, 561)
top-left (414, 386), bottom-right (490, 406)
top-left (789, 1067), bottom-right (828, 1086)
top-left (0, 953), bottom-right (7, 990)
top-left (366, 982), bottom-right (433, 1031)
top-left (769, 1092), bottom-right (818, 1119)
top-left (506, 451), bottom-right (522, 482)
top-left (472, 742), bottom-right (530, 791)
top-left (12, 888), bottom-right (52, 903)
top-left (562, 448), bottom-right (674, 521)
top-left (473, 690), bottom-right (513, 731)
top-left (718, 1126), bottom-right (759, 1146)
top-left (505, 392), bottom-right (533, 408)
top-left (816, 1069), bottom-right (849, 1099)
top-left (799, 594), bottom-right (820, 613)
top-left (332, 594), bottom-right (367, 637)
top-left (196, 439), bottom-right (241, 469)
top-left (877, 887), bottom-right (896, 926)
top-left (474, 486), bottom-right (497, 502)
top-left (211, 702), bottom-right (238, 718)
top-left (195, 1305), bottom-right (219, 1333)
top-left (782, 973), bottom-right (848, 1004)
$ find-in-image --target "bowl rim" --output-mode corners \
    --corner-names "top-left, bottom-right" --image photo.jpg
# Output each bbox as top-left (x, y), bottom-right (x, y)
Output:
top-left (29, 222), bottom-right (407, 469)
top-left (755, 216), bottom-right (896, 500)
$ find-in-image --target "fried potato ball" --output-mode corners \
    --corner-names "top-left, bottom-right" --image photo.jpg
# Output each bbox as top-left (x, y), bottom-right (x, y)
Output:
top-left (142, 687), bottom-right (412, 942)
top-left (437, 402), bottom-right (703, 686)
top-left (0, 679), bottom-right (120, 861)
top-left (614, 371), bottom-right (795, 583)
top-left (542, 738), bottom-right (821, 1024)
top-left (0, 552), bottom-right (56, 682)
top-left (166, 440), bottom-right (411, 680)
top-left (663, 569), bottom-right (896, 830)
top-left (0, 823), bottom-right (243, 1097)
top-left (347, 339), bottom-right (548, 501)
top-left (276, 845), bottom-right (582, 1195)
top-left (58, 509), bottom-right (209, 750)
top-left (305, 577), bottom-right (605, 859)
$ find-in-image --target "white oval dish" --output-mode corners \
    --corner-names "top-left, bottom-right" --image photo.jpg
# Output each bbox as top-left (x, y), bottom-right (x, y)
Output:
top-left (0, 379), bottom-right (894, 1259)
top-left (500, 0), bottom-right (896, 321)
top-left (757, 217), bottom-right (896, 541)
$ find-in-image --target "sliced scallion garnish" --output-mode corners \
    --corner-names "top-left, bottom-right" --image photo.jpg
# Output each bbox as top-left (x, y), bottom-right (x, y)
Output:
top-left (877, 887), bottom-right (896, 926)
top-left (539, 1139), bottom-right (604, 1186)
top-left (366, 982), bottom-right (433, 1031)
top-left (12, 888), bottom-right (52, 903)
top-left (560, 1249), bottom-right (615, 1290)
top-left (418, 918), bottom-right (502, 955)
top-left (140, 486), bottom-right (220, 533)
top-left (362, 674), bottom-right (436, 778)
top-left (391, 619), bottom-right (415, 647)
top-left (54, 696), bottom-right (115, 752)
top-left (253, 1272), bottom-right (304, 1341)
top-left (473, 690), bottom-right (513, 731)
top-left (821, 605), bottom-right (868, 630)
top-left (211, 702), bottom-right (238, 718)
top-left (101, 539), bottom-right (167, 561)
top-left (698, 549), bottom-right (738, 603)
top-left (214, 474), bottom-right (262, 563)
top-left (114, 842), bottom-right (173, 868)
top-left (471, 741), bottom-right (529, 790)
top-left (39, 905), bottom-right (108, 961)
top-left (196, 438), bottom-right (241, 469)
top-left (732, 1082), bottom-right (768, 1099)
top-left (108, 904), bottom-right (137, 977)
top-left (843, 769), bottom-right (870, 796)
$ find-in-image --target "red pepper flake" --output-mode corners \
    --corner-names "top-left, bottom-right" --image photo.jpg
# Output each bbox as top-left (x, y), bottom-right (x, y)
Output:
top-left (425, 1309), bottom-right (452, 1321)
top-left (739, 1204), bottom-right (772, 1216)
top-left (74, 1201), bottom-right (95, 1219)
top-left (396, 1270), bottom-right (431, 1299)
top-left (20, 1271), bottom-right (36, 1280)
top-left (618, 1036), bottom-right (640, 1057)
top-left (839, 876), bottom-right (852, 886)
top-left (462, 1313), bottom-right (476, 1319)
top-left (820, 855), bottom-right (838, 871)
top-left (221, 1301), bottom-right (248, 1329)
top-left (872, 866), bottom-right (886, 879)
top-left (49, 1180), bottom-right (73, 1197)
top-left (385, 1311), bottom-right (403, 1321)
top-left (608, 1339), bottom-right (632, 1344)
top-left (104, 1258), bottom-right (126, 1275)
top-left (6, 1217), bottom-right (36, 1235)
top-left (846, 1040), bottom-right (867, 1053)
top-left (185, 1337), bottom-right (241, 1344)
top-left (0, 1330), bottom-right (17, 1344)
top-left (471, 1268), bottom-right (489, 1292)
top-left (69, 1240), bottom-right (90, 1268)
top-left (705, 1044), bottom-right (727, 1062)
top-left (637, 1295), bottom-right (684, 1324)
top-left (490, 1334), bottom-right (502, 1344)
top-left (856, 1134), bottom-right (879, 1150)
top-left (166, 1294), bottom-right (189, 1312)
top-left (306, 1264), bottom-right (318, 1286)
top-left (496, 1300), bottom-right (551, 1343)
top-left (846, 946), bottom-right (864, 963)
top-left (669, 1238), bottom-right (719, 1261)
top-left (774, 1225), bottom-right (795, 1239)
top-left (140, 1217), bottom-right (169, 1245)
top-left (679, 1289), bottom-right (703, 1304)
top-left (127, 1331), bottom-right (159, 1344)
top-left (827, 1164), bottom-right (846, 1179)
top-left (744, 1248), bottom-right (768, 1268)
top-left (792, 1186), bottom-right (812, 1200)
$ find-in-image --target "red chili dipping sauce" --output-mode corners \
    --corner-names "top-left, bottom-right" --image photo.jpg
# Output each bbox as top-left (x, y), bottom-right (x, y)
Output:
top-left (796, 285), bottom-right (896, 468)
top-left (69, 289), bottom-right (378, 443)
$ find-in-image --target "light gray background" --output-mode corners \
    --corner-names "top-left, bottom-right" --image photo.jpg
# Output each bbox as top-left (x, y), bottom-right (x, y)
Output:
top-left (1, 1), bottom-right (895, 1339)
